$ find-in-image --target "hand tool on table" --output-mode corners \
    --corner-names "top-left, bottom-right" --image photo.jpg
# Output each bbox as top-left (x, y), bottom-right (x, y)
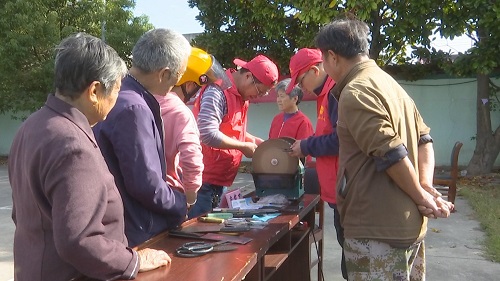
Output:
top-left (225, 218), bottom-right (269, 228)
top-left (168, 230), bottom-right (253, 244)
top-left (212, 208), bottom-right (280, 218)
top-left (198, 216), bottom-right (225, 223)
top-left (180, 223), bottom-right (251, 233)
top-left (175, 241), bottom-right (238, 258)
top-left (207, 212), bottom-right (234, 219)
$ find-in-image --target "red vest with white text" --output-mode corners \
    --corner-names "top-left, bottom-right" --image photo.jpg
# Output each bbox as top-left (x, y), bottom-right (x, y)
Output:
top-left (315, 77), bottom-right (338, 204)
top-left (192, 69), bottom-right (248, 186)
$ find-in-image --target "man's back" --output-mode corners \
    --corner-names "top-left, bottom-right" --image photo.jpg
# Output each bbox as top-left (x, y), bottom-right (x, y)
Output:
top-left (336, 60), bottom-right (429, 246)
top-left (94, 76), bottom-right (187, 247)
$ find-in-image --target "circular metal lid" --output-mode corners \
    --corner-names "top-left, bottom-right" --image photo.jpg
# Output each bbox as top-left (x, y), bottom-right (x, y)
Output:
top-left (252, 138), bottom-right (298, 174)
top-left (279, 136), bottom-right (296, 145)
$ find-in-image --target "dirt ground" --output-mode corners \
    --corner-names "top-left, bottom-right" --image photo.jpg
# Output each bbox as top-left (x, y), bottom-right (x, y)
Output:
top-left (459, 172), bottom-right (500, 188)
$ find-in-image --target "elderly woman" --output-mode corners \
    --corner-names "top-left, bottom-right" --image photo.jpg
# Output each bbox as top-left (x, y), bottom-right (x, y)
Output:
top-left (268, 78), bottom-right (314, 140)
top-left (8, 33), bottom-right (170, 281)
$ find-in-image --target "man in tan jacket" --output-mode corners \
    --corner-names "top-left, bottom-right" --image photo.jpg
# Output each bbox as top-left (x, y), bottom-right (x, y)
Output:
top-left (315, 18), bottom-right (454, 280)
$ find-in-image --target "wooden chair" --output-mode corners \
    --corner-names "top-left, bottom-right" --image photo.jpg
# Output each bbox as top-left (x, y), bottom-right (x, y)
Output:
top-left (303, 166), bottom-right (324, 281)
top-left (433, 141), bottom-right (463, 204)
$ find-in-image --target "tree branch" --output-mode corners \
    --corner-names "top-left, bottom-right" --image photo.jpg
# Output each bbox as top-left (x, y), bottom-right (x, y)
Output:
top-left (489, 79), bottom-right (500, 103)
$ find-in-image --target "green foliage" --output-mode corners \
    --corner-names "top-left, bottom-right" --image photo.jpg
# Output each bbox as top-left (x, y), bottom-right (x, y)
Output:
top-left (438, 0), bottom-right (500, 77)
top-left (384, 50), bottom-right (453, 81)
top-left (188, 0), bottom-right (441, 73)
top-left (0, 0), bottom-right (153, 114)
top-left (293, 0), bottom-right (441, 65)
top-left (187, 0), bottom-right (312, 74)
top-left (187, 0), bottom-right (499, 81)
top-left (187, 0), bottom-right (499, 172)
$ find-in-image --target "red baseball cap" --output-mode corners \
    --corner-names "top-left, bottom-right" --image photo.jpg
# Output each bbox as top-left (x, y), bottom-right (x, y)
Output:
top-left (286, 48), bottom-right (323, 94)
top-left (233, 55), bottom-right (279, 88)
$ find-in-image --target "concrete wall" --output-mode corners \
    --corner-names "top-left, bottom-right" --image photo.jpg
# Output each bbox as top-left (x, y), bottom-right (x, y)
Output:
top-left (0, 114), bottom-right (23, 157)
top-left (245, 78), bottom-right (500, 167)
top-left (1, 78), bottom-right (499, 167)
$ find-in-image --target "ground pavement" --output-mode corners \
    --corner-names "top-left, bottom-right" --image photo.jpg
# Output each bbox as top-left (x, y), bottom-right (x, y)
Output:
top-left (1, 167), bottom-right (500, 280)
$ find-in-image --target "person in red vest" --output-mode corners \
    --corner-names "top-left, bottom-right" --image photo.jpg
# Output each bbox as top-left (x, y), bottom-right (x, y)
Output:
top-left (268, 78), bottom-right (314, 140)
top-left (190, 55), bottom-right (279, 218)
top-left (286, 48), bottom-right (346, 279)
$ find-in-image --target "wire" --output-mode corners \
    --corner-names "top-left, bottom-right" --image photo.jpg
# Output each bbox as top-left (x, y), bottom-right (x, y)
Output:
top-left (311, 226), bottom-right (325, 281)
top-left (398, 79), bottom-right (477, 87)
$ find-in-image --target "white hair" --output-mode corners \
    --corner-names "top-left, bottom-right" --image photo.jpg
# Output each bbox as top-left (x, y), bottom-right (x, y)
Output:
top-left (275, 78), bottom-right (291, 93)
top-left (132, 28), bottom-right (191, 75)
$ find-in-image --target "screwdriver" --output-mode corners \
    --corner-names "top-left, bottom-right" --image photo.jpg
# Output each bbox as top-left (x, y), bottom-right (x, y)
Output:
top-left (198, 217), bottom-right (225, 224)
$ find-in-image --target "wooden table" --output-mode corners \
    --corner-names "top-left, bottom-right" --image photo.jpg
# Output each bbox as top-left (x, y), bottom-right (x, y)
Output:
top-left (127, 194), bottom-right (320, 281)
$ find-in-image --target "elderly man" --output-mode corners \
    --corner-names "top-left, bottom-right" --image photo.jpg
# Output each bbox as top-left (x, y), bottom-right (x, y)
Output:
top-left (189, 55), bottom-right (279, 218)
top-left (93, 28), bottom-right (190, 247)
top-left (315, 19), bottom-right (453, 280)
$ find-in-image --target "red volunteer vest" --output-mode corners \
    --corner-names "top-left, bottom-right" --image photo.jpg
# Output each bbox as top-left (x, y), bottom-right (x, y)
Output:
top-left (268, 111), bottom-right (313, 140)
top-left (315, 77), bottom-right (339, 204)
top-left (192, 69), bottom-right (248, 186)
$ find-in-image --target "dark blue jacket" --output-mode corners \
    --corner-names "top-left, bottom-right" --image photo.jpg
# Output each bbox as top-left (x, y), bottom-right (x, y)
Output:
top-left (93, 75), bottom-right (187, 247)
top-left (301, 87), bottom-right (339, 157)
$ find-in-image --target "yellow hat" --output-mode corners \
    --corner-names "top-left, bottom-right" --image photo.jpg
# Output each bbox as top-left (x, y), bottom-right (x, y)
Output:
top-left (176, 47), bottom-right (230, 89)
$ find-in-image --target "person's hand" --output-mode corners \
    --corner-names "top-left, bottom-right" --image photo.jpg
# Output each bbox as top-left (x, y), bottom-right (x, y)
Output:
top-left (417, 204), bottom-right (436, 218)
top-left (417, 182), bottom-right (454, 218)
top-left (435, 196), bottom-right (454, 215)
top-left (415, 192), bottom-right (450, 219)
top-left (421, 183), bottom-right (442, 198)
top-left (254, 137), bottom-right (264, 145)
top-left (241, 142), bottom-right (258, 158)
top-left (185, 190), bottom-right (197, 206)
top-left (289, 140), bottom-right (305, 158)
top-left (137, 248), bottom-right (171, 272)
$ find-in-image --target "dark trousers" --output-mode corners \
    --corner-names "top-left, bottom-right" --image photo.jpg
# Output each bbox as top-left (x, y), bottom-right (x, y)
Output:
top-left (187, 183), bottom-right (224, 219)
top-left (329, 203), bottom-right (347, 280)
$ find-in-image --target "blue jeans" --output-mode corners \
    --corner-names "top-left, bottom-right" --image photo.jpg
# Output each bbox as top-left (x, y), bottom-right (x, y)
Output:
top-left (187, 183), bottom-right (224, 219)
top-left (329, 203), bottom-right (347, 280)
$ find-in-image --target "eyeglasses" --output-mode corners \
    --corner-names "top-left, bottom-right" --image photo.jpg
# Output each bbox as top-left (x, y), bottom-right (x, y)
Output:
top-left (251, 75), bottom-right (269, 97)
top-left (297, 69), bottom-right (311, 88)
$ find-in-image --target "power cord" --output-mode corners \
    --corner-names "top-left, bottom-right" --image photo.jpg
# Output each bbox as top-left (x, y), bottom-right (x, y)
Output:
top-left (311, 225), bottom-right (325, 281)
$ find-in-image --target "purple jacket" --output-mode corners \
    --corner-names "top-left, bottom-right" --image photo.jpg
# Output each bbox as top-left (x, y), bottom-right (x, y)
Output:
top-left (9, 95), bottom-right (138, 281)
top-left (93, 75), bottom-right (187, 247)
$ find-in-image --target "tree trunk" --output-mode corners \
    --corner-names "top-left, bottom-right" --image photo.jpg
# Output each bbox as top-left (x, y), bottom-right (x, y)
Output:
top-left (466, 74), bottom-right (500, 175)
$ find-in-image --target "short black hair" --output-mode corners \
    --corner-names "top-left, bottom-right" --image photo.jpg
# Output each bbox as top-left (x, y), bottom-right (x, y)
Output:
top-left (315, 19), bottom-right (370, 59)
